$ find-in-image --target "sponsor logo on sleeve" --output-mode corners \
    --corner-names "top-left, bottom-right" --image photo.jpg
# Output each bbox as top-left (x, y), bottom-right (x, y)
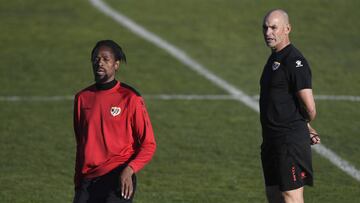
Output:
top-left (295, 60), bottom-right (303, 67)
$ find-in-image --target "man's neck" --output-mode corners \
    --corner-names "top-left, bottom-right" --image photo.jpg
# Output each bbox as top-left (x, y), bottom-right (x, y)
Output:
top-left (95, 79), bottom-right (117, 90)
top-left (273, 41), bottom-right (291, 53)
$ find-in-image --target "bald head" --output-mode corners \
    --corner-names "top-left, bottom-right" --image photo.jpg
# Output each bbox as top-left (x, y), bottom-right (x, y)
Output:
top-left (263, 9), bottom-right (292, 52)
top-left (264, 9), bottom-right (290, 26)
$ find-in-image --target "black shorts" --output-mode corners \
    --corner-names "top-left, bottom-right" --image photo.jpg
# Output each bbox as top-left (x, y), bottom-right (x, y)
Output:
top-left (73, 165), bottom-right (137, 203)
top-left (261, 137), bottom-right (313, 191)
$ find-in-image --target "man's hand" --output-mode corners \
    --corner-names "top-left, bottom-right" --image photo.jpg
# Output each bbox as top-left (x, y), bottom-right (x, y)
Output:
top-left (120, 166), bottom-right (134, 199)
top-left (308, 123), bottom-right (320, 145)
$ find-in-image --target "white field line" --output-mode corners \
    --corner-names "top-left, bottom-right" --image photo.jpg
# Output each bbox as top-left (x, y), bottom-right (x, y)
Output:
top-left (0, 95), bottom-right (234, 101)
top-left (0, 95), bottom-right (74, 102)
top-left (149, 94), bottom-right (360, 102)
top-left (313, 144), bottom-right (360, 181)
top-left (146, 94), bottom-right (234, 100)
top-left (90, 0), bottom-right (360, 182)
top-left (89, 0), bottom-right (259, 111)
top-left (253, 95), bottom-right (360, 102)
top-left (314, 95), bottom-right (360, 102)
top-left (1, 94), bottom-right (360, 102)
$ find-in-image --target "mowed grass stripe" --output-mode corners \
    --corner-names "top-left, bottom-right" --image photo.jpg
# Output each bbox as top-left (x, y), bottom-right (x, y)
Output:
top-left (90, 0), bottom-right (360, 181)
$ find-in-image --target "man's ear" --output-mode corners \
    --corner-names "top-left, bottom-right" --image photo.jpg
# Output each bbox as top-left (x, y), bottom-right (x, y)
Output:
top-left (285, 23), bottom-right (291, 34)
top-left (115, 60), bottom-right (120, 71)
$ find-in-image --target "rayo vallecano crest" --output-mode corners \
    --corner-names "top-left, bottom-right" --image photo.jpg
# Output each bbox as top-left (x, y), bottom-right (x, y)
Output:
top-left (272, 61), bottom-right (281, 71)
top-left (110, 106), bottom-right (121, 117)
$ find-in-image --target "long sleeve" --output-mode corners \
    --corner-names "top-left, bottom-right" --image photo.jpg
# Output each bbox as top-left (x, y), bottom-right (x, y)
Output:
top-left (128, 97), bottom-right (156, 173)
top-left (73, 94), bottom-right (82, 188)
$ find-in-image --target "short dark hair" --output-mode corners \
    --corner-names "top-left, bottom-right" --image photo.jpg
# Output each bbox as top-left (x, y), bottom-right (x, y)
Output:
top-left (91, 40), bottom-right (127, 63)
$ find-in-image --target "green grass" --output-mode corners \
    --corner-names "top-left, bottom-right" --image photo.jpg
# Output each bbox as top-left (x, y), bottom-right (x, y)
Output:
top-left (0, 102), bottom-right (74, 202)
top-left (314, 101), bottom-right (360, 169)
top-left (108, 0), bottom-right (360, 95)
top-left (0, 0), bottom-right (359, 202)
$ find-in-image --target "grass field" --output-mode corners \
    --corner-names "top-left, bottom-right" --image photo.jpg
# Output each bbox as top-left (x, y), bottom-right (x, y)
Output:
top-left (1, 0), bottom-right (359, 202)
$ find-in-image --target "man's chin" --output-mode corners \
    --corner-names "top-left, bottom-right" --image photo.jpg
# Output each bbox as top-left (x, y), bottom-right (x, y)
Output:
top-left (266, 43), bottom-right (275, 48)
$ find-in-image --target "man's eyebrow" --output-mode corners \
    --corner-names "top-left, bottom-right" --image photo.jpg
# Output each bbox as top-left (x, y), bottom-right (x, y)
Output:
top-left (263, 24), bottom-right (276, 28)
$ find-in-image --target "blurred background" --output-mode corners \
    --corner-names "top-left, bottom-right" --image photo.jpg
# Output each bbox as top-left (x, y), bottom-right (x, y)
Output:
top-left (1, 0), bottom-right (359, 202)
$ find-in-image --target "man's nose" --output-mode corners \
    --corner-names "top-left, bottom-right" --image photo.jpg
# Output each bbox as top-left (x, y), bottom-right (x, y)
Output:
top-left (98, 58), bottom-right (105, 66)
top-left (265, 28), bottom-right (271, 36)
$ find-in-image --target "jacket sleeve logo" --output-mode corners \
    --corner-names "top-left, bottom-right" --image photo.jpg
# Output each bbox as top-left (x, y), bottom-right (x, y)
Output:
top-left (110, 106), bottom-right (121, 117)
top-left (295, 60), bottom-right (303, 67)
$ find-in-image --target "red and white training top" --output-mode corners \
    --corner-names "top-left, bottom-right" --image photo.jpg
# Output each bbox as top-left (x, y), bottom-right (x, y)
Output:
top-left (73, 81), bottom-right (156, 187)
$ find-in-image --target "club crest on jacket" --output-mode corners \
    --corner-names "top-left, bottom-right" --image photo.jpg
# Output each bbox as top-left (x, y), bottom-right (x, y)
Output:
top-left (272, 61), bottom-right (280, 71)
top-left (110, 106), bottom-right (121, 117)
